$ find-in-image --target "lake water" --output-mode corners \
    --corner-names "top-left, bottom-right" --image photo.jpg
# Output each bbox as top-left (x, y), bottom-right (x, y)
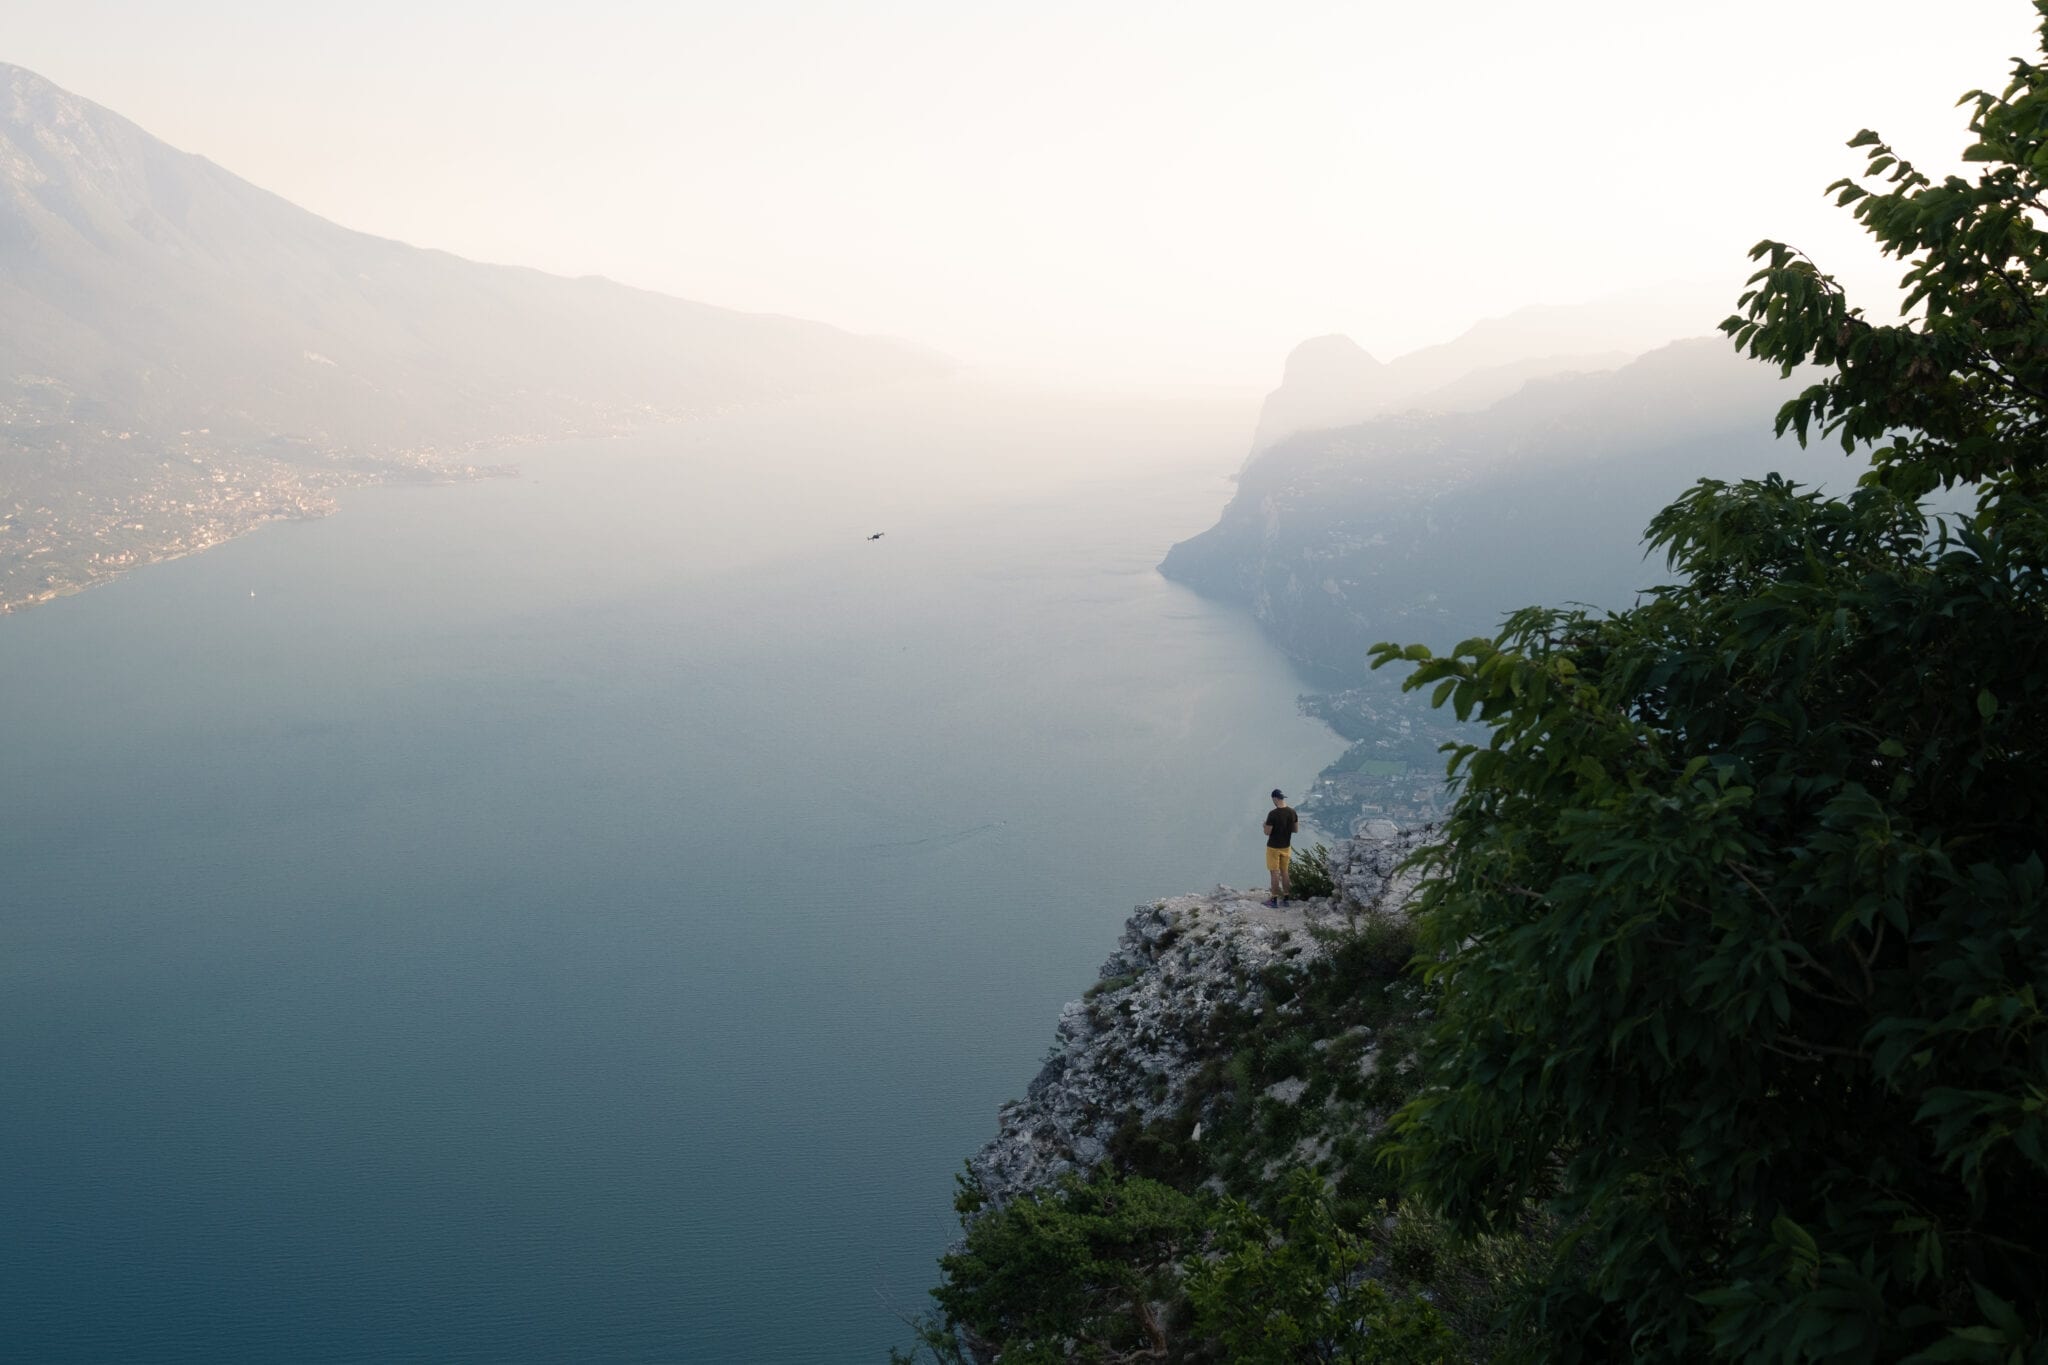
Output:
top-left (0, 380), bottom-right (1341, 1363)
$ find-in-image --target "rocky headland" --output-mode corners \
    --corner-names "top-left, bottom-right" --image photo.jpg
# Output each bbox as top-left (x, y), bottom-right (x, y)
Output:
top-left (905, 825), bottom-right (1534, 1360)
top-left (966, 825), bottom-right (1434, 1213)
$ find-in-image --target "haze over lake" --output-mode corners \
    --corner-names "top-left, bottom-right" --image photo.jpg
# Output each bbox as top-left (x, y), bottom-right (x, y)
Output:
top-left (0, 381), bottom-right (1342, 1363)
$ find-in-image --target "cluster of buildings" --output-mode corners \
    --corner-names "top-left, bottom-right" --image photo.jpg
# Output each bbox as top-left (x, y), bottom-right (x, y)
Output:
top-left (1297, 682), bottom-right (1471, 835)
top-left (0, 419), bottom-right (334, 613)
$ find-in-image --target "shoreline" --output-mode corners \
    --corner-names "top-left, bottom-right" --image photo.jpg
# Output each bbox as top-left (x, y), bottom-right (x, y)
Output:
top-left (0, 376), bottom-right (972, 620)
top-left (0, 419), bottom-right (684, 619)
top-left (0, 458), bottom-right (506, 618)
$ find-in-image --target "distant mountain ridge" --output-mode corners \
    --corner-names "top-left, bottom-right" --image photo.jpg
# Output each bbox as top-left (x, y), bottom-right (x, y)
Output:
top-left (1167, 332), bottom-right (1846, 833)
top-left (0, 61), bottom-right (938, 610)
top-left (0, 61), bottom-right (933, 445)
top-left (1248, 287), bottom-right (1729, 452)
top-left (1167, 336), bottom-right (1837, 684)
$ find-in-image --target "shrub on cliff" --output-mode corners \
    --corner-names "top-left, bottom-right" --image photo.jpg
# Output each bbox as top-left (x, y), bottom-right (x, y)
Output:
top-left (1373, 11), bottom-right (2048, 1359)
top-left (907, 1173), bottom-right (1205, 1363)
top-left (1188, 1170), bottom-right (1459, 1364)
top-left (1286, 842), bottom-right (1338, 901)
top-left (894, 1169), bottom-right (1459, 1364)
top-left (894, 902), bottom-right (1473, 1362)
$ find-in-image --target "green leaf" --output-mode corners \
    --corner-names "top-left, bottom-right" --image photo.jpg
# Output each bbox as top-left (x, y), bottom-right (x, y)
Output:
top-left (1326, 38), bottom-right (2048, 1363)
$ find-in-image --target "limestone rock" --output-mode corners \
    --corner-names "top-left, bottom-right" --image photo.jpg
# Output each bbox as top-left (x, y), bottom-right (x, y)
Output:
top-left (965, 827), bottom-right (1427, 1212)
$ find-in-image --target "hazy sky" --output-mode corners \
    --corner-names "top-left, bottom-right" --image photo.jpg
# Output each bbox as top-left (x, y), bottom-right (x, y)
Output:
top-left (11, 1), bottom-right (2043, 384)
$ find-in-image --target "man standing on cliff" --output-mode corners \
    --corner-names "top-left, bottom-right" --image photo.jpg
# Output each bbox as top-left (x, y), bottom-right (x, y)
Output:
top-left (1262, 789), bottom-right (1298, 907)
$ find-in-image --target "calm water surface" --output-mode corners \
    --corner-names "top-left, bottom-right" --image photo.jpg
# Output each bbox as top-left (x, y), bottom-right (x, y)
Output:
top-left (0, 381), bottom-right (1340, 1362)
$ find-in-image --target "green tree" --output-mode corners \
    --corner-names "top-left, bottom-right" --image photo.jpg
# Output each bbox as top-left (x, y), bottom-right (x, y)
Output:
top-left (1187, 1169), bottom-right (1458, 1364)
top-left (896, 1172), bottom-right (1206, 1364)
top-left (896, 1168), bottom-right (1460, 1365)
top-left (1372, 8), bottom-right (2048, 1359)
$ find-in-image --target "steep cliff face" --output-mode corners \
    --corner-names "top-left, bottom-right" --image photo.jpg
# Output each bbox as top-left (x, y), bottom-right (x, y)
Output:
top-left (967, 826), bottom-right (1433, 1212)
top-left (1248, 335), bottom-right (1390, 454)
top-left (1165, 338), bottom-right (1820, 683)
top-left (919, 838), bottom-right (1543, 1357)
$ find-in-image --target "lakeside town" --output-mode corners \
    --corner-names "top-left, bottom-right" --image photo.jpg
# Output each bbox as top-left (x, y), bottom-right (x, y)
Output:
top-left (0, 373), bottom-right (710, 615)
top-left (1296, 680), bottom-right (1471, 836)
top-left (0, 418), bottom-right (509, 614)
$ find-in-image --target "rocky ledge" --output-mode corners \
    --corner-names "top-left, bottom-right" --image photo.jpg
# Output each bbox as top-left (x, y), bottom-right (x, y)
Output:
top-left (967, 824), bottom-right (1434, 1210)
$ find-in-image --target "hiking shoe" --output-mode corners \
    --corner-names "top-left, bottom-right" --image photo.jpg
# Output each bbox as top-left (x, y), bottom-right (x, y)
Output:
top-left (1264, 897), bottom-right (1279, 908)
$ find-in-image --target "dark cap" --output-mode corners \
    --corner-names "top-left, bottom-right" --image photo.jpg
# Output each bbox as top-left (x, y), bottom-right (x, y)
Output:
top-left (1271, 788), bottom-right (1285, 799)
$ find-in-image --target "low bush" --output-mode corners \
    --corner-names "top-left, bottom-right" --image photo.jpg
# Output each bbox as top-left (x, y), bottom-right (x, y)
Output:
top-left (896, 1169), bottom-right (1460, 1364)
top-left (1286, 841), bottom-right (1336, 900)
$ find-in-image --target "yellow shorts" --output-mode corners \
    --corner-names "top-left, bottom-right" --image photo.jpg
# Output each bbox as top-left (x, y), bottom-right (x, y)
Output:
top-left (1265, 846), bottom-right (1292, 872)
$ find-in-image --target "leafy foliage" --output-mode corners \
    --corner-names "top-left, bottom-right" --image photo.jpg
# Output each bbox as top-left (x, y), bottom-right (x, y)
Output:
top-left (894, 907), bottom-right (1492, 1363)
top-left (1288, 842), bottom-right (1339, 901)
top-left (897, 1172), bottom-right (1205, 1364)
top-left (896, 1169), bottom-right (1458, 1365)
top-left (1726, 12), bottom-right (2048, 510)
top-left (1186, 1170), bottom-right (1459, 1364)
top-left (1370, 11), bottom-right (2048, 1358)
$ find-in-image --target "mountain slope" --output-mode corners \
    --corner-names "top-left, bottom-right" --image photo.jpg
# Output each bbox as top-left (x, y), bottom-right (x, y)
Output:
top-left (0, 61), bottom-right (930, 446)
top-left (1167, 338), bottom-right (1841, 684)
top-left (1247, 286), bottom-right (1730, 452)
top-left (0, 62), bottom-right (937, 609)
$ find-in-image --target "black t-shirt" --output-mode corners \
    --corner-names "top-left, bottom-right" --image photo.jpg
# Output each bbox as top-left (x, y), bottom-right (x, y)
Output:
top-left (1265, 806), bottom-right (1298, 849)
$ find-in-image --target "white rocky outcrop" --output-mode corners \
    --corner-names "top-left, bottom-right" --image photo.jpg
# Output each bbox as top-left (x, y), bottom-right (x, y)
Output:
top-left (966, 826), bottom-right (1434, 1210)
